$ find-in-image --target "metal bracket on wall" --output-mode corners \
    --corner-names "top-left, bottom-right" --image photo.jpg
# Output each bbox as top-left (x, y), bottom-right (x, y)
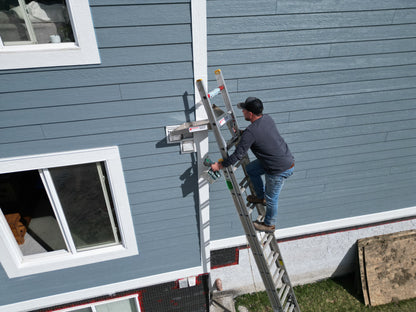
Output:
top-left (165, 120), bottom-right (210, 154)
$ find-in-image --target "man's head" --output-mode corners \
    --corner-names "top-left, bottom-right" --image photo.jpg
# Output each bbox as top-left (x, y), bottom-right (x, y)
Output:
top-left (237, 97), bottom-right (263, 121)
top-left (237, 97), bottom-right (263, 115)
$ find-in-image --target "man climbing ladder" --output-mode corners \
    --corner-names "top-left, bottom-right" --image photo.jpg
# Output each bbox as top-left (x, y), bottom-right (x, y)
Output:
top-left (197, 69), bottom-right (300, 312)
top-left (210, 96), bottom-right (295, 233)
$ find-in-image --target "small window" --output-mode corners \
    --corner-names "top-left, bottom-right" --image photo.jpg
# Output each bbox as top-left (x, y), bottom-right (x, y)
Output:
top-left (0, 147), bottom-right (138, 277)
top-left (0, 0), bottom-right (74, 45)
top-left (0, 0), bottom-right (100, 69)
top-left (56, 294), bottom-right (141, 312)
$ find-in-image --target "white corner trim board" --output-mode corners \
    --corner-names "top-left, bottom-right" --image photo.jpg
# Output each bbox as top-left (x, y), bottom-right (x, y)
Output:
top-left (191, 0), bottom-right (210, 273)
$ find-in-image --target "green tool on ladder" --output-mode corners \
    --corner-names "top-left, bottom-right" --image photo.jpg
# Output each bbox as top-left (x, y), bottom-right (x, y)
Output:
top-left (197, 69), bottom-right (301, 312)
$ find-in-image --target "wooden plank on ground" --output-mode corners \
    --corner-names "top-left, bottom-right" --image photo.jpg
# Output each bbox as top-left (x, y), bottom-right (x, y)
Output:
top-left (358, 229), bottom-right (416, 306)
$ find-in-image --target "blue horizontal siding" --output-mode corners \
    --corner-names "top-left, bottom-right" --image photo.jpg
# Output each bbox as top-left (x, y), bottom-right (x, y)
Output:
top-left (0, 62), bottom-right (193, 92)
top-left (0, 85), bottom-right (122, 111)
top-left (209, 10), bottom-right (402, 34)
top-left (207, 0), bottom-right (416, 240)
top-left (100, 44), bottom-right (193, 66)
top-left (0, 1), bottom-right (201, 307)
top-left (96, 24), bottom-right (191, 48)
top-left (92, 4), bottom-right (191, 27)
top-left (90, 0), bottom-right (190, 5)
top-left (209, 24), bottom-right (416, 50)
top-left (0, 96), bottom-right (194, 128)
top-left (209, 52), bottom-right (416, 80)
top-left (207, 0), bottom-right (416, 16)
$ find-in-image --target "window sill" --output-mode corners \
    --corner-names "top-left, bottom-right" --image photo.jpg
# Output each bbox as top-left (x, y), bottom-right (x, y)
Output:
top-left (14, 244), bottom-right (138, 278)
top-left (0, 42), bottom-right (100, 70)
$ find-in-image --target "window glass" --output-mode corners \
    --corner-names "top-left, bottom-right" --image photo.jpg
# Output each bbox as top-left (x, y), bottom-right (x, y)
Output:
top-left (0, 0), bottom-right (74, 45)
top-left (0, 170), bottom-right (67, 256)
top-left (0, 162), bottom-right (121, 256)
top-left (49, 162), bottom-right (120, 250)
top-left (71, 309), bottom-right (92, 312)
top-left (95, 298), bottom-right (138, 312)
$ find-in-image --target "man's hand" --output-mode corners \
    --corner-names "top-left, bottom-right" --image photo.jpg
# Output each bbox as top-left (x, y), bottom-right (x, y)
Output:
top-left (211, 162), bottom-right (223, 172)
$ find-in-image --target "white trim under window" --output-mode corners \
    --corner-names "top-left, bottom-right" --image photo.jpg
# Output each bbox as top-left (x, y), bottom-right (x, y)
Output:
top-left (0, 0), bottom-right (100, 70)
top-left (0, 146), bottom-right (138, 278)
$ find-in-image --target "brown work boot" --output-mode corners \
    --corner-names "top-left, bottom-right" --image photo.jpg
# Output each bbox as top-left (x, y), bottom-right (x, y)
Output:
top-left (253, 221), bottom-right (275, 233)
top-left (247, 195), bottom-right (266, 205)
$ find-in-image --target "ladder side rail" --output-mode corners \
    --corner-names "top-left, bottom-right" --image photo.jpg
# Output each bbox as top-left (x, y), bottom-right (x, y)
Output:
top-left (270, 239), bottom-right (301, 310)
top-left (222, 166), bottom-right (285, 312)
top-left (214, 69), bottom-right (236, 123)
top-left (196, 79), bottom-right (229, 159)
top-left (225, 161), bottom-right (299, 312)
top-left (214, 69), bottom-right (241, 138)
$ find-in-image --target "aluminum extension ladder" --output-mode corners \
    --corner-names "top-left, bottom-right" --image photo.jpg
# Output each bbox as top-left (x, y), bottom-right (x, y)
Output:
top-left (197, 69), bottom-right (301, 312)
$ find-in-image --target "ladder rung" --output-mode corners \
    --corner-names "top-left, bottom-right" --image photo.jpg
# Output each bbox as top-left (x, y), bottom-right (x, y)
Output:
top-left (239, 175), bottom-right (249, 187)
top-left (256, 215), bottom-right (265, 223)
top-left (259, 232), bottom-right (270, 245)
top-left (240, 184), bottom-right (249, 193)
top-left (278, 284), bottom-right (287, 299)
top-left (239, 181), bottom-right (250, 194)
top-left (268, 251), bottom-right (280, 268)
top-left (262, 234), bottom-right (274, 250)
top-left (236, 156), bottom-right (249, 168)
top-left (280, 284), bottom-right (290, 304)
top-left (217, 112), bottom-right (233, 127)
top-left (208, 86), bottom-right (224, 99)
top-left (284, 301), bottom-right (294, 312)
top-left (235, 159), bottom-right (245, 168)
top-left (226, 135), bottom-right (239, 149)
top-left (273, 268), bottom-right (286, 287)
top-left (248, 203), bottom-right (261, 216)
top-left (246, 201), bottom-right (255, 208)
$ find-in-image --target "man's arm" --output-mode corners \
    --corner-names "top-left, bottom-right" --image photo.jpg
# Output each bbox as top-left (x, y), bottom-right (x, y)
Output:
top-left (211, 130), bottom-right (254, 171)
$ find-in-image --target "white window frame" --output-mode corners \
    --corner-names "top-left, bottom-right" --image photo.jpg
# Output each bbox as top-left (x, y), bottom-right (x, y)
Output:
top-left (55, 294), bottom-right (141, 312)
top-left (0, 146), bottom-right (138, 278)
top-left (0, 0), bottom-right (100, 70)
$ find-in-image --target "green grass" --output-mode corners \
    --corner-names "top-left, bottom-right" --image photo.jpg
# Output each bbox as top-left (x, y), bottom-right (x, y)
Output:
top-left (234, 274), bottom-right (416, 312)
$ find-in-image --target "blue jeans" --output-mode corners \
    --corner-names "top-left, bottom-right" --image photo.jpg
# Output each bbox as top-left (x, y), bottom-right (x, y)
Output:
top-left (246, 159), bottom-right (294, 226)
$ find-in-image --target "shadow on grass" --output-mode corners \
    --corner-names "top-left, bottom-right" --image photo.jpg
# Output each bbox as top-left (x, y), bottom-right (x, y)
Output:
top-left (331, 272), bottom-right (365, 304)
